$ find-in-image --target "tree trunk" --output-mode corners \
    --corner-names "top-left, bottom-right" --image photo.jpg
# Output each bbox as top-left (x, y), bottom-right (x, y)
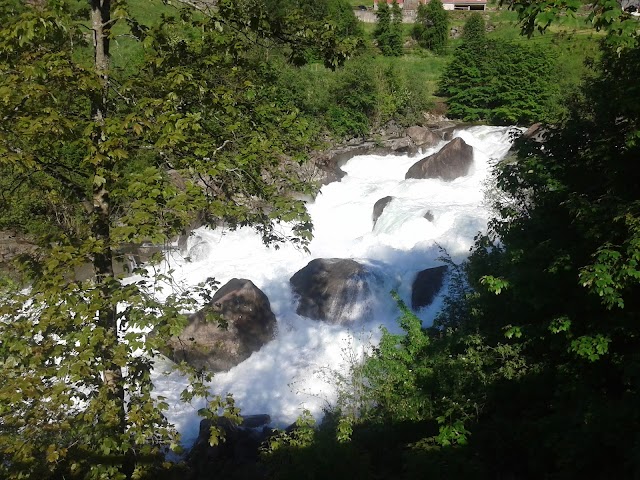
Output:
top-left (90, 0), bottom-right (130, 475)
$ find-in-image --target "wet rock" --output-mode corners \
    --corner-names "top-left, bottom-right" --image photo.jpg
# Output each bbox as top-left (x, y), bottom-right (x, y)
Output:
top-left (522, 122), bottom-right (546, 143)
top-left (373, 136), bottom-right (417, 156)
top-left (406, 125), bottom-right (442, 148)
top-left (411, 265), bottom-right (448, 310)
top-left (290, 258), bottom-right (382, 324)
top-left (186, 235), bottom-right (212, 262)
top-left (167, 278), bottom-right (276, 372)
top-left (405, 137), bottom-right (474, 181)
top-left (372, 196), bottom-right (394, 225)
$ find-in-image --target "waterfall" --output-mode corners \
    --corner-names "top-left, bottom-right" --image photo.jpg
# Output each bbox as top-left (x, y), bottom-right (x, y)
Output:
top-left (149, 125), bottom-right (517, 446)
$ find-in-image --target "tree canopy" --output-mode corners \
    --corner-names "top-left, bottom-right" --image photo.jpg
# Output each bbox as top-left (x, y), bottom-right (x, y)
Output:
top-left (0, 0), bottom-right (357, 478)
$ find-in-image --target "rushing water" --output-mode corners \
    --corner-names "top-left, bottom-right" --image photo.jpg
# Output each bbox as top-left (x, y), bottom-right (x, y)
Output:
top-left (149, 125), bottom-right (516, 446)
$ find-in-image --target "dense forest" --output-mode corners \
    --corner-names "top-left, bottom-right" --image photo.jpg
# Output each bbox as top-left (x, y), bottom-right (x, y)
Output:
top-left (1, 0), bottom-right (639, 478)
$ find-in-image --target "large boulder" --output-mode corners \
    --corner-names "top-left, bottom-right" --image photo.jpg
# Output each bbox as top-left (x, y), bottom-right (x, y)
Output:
top-left (372, 136), bottom-right (416, 156)
top-left (290, 258), bottom-right (381, 324)
top-left (405, 137), bottom-right (474, 181)
top-left (521, 122), bottom-right (546, 143)
top-left (406, 126), bottom-right (442, 148)
top-left (372, 196), bottom-right (394, 225)
top-left (167, 278), bottom-right (276, 372)
top-left (187, 415), bottom-right (272, 479)
top-left (411, 265), bottom-right (448, 310)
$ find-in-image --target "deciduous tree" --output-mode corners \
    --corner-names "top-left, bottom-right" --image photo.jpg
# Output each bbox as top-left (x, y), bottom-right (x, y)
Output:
top-left (0, 0), bottom-right (355, 478)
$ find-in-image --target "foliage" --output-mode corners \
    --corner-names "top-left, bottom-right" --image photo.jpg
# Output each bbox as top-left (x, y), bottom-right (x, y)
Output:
top-left (276, 54), bottom-right (432, 138)
top-left (374, 1), bottom-right (404, 56)
top-left (502, 0), bottom-right (639, 48)
top-left (459, 40), bottom-right (640, 477)
top-left (265, 0), bottom-right (365, 62)
top-left (439, 37), bottom-right (560, 124)
top-left (0, 0), bottom-right (356, 478)
top-left (390, 0), bottom-right (405, 54)
top-left (461, 12), bottom-right (486, 43)
top-left (412, 0), bottom-right (449, 53)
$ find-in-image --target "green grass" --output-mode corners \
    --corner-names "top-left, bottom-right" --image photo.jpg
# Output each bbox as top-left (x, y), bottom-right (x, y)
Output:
top-left (363, 6), bottom-right (601, 106)
top-left (110, 0), bottom-right (182, 76)
top-left (347, 0), bottom-right (374, 7)
top-left (375, 53), bottom-right (449, 103)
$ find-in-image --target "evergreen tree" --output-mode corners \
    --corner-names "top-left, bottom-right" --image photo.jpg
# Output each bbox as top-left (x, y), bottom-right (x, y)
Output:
top-left (461, 12), bottom-right (486, 43)
top-left (439, 39), bottom-right (559, 124)
top-left (375, 1), bottom-right (403, 56)
top-left (412, 0), bottom-right (448, 53)
top-left (412, 3), bottom-right (428, 46)
top-left (390, 0), bottom-right (404, 55)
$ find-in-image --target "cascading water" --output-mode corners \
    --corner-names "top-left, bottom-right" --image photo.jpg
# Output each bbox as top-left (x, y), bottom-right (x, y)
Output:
top-left (149, 125), bottom-right (517, 446)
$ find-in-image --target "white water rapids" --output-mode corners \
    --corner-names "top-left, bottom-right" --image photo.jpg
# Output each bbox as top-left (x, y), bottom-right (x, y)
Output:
top-left (149, 125), bottom-right (516, 447)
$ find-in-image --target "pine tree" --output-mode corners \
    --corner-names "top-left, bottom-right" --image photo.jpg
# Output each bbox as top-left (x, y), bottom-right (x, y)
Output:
top-left (375, 1), bottom-right (403, 56)
top-left (390, 0), bottom-right (404, 55)
top-left (461, 12), bottom-right (486, 43)
top-left (413, 0), bottom-right (448, 53)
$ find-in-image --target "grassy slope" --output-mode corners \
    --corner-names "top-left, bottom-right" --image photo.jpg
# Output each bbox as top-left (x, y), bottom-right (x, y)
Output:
top-left (113, 0), bottom-right (601, 125)
top-left (361, 6), bottom-right (601, 108)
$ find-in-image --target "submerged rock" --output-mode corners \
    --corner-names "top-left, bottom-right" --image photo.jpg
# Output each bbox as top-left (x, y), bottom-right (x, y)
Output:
top-left (290, 258), bottom-right (382, 324)
top-left (423, 210), bottom-right (435, 222)
top-left (372, 196), bottom-right (394, 226)
top-left (411, 265), bottom-right (448, 310)
top-left (405, 137), bottom-right (474, 181)
top-left (167, 278), bottom-right (276, 372)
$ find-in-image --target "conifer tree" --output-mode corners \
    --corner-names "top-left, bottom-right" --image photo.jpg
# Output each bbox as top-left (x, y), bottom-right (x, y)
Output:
top-left (462, 12), bottom-right (486, 43)
top-left (412, 0), bottom-right (448, 53)
top-left (390, 0), bottom-right (404, 55)
top-left (375, 1), bottom-right (403, 56)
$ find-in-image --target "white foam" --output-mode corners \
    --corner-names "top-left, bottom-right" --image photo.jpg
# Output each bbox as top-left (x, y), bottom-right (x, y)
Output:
top-left (149, 125), bottom-right (516, 446)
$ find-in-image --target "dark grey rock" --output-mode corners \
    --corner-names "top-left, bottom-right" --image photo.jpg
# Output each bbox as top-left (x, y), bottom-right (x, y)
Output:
top-left (290, 258), bottom-right (381, 324)
top-left (411, 265), bottom-right (448, 310)
top-left (167, 278), bottom-right (276, 372)
top-left (406, 126), bottom-right (442, 148)
top-left (405, 137), bottom-right (474, 181)
top-left (373, 196), bottom-right (394, 225)
top-left (423, 210), bottom-right (434, 222)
